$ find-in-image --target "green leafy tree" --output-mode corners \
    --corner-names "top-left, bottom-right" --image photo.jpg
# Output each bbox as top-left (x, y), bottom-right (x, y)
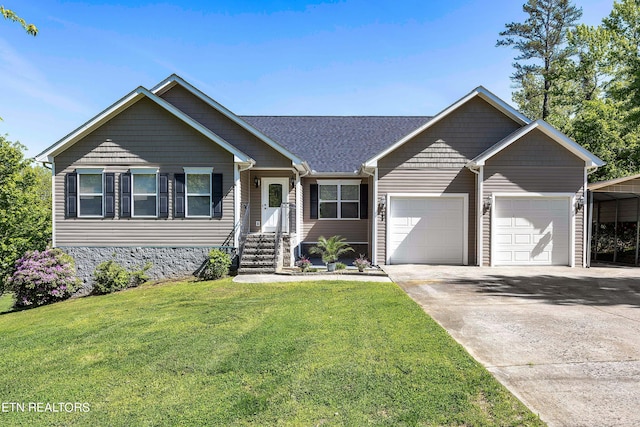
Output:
top-left (0, 136), bottom-right (51, 293)
top-left (497, 0), bottom-right (583, 120)
top-left (602, 0), bottom-right (640, 126)
top-left (1, 6), bottom-right (37, 35)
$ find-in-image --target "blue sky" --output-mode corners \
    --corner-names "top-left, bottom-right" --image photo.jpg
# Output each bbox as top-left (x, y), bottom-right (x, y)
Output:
top-left (0, 0), bottom-right (616, 156)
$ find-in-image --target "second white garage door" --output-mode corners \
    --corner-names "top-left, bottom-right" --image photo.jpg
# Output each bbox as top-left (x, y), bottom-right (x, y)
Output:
top-left (493, 196), bottom-right (571, 266)
top-left (388, 196), bottom-right (466, 264)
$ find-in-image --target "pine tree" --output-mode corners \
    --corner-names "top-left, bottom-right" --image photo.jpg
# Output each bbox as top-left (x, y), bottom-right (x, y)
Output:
top-left (497, 0), bottom-right (582, 120)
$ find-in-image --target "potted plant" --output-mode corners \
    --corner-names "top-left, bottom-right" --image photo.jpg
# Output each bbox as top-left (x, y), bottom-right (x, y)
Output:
top-left (295, 255), bottom-right (312, 272)
top-left (353, 254), bottom-right (371, 272)
top-left (309, 235), bottom-right (354, 272)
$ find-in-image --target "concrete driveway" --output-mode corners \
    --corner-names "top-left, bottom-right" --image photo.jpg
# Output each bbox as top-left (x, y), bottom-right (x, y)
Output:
top-left (383, 265), bottom-right (640, 427)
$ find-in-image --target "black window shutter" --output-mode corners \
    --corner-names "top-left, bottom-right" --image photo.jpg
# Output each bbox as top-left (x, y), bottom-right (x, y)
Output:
top-left (212, 173), bottom-right (223, 218)
top-left (360, 183), bottom-right (368, 219)
top-left (174, 173), bottom-right (185, 218)
top-left (310, 183), bottom-right (318, 219)
top-left (120, 172), bottom-right (131, 218)
top-left (66, 172), bottom-right (77, 218)
top-left (104, 173), bottom-right (115, 218)
top-left (159, 173), bottom-right (169, 218)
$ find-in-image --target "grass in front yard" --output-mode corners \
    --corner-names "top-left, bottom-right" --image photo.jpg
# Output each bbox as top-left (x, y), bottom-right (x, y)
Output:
top-left (0, 279), bottom-right (543, 426)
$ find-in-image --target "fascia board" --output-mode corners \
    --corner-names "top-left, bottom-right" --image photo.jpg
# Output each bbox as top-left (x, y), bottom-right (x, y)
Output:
top-left (588, 172), bottom-right (640, 190)
top-left (151, 74), bottom-right (304, 166)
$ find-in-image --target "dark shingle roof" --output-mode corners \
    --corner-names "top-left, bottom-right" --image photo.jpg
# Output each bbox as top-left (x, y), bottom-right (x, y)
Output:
top-left (240, 116), bottom-right (432, 173)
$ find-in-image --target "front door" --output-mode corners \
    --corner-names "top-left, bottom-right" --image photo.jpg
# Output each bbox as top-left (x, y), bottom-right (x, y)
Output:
top-left (261, 177), bottom-right (289, 232)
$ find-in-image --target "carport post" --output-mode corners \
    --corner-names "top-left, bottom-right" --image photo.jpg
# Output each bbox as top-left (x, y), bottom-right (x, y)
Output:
top-left (636, 196), bottom-right (640, 267)
top-left (594, 201), bottom-right (600, 261)
top-left (614, 199), bottom-right (619, 263)
top-left (587, 191), bottom-right (593, 267)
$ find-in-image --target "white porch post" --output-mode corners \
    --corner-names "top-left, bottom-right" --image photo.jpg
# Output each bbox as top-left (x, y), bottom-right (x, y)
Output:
top-left (234, 163), bottom-right (240, 248)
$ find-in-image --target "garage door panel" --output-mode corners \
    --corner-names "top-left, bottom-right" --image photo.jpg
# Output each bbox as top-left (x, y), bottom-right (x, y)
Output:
top-left (494, 197), bottom-right (570, 266)
top-left (389, 196), bottom-right (465, 264)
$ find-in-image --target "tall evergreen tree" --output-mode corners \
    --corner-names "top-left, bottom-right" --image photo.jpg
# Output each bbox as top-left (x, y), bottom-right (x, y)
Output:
top-left (497, 0), bottom-right (582, 120)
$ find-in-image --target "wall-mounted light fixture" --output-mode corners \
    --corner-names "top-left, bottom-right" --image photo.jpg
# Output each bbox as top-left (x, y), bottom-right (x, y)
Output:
top-left (290, 177), bottom-right (296, 189)
top-left (377, 196), bottom-right (386, 221)
top-left (575, 195), bottom-right (585, 211)
top-left (483, 196), bottom-right (492, 214)
top-left (254, 176), bottom-right (260, 188)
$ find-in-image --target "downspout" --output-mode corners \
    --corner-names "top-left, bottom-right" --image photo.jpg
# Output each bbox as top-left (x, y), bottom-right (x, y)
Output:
top-left (467, 164), bottom-right (482, 266)
top-left (296, 164), bottom-right (311, 257)
top-left (362, 166), bottom-right (377, 264)
top-left (50, 160), bottom-right (56, 248)
top-left (585, 164), bottom-right (599, 267)
top-left (235, 160), bottom-right (255, 248)
top-left (36, 159), bottom-right (55, 248)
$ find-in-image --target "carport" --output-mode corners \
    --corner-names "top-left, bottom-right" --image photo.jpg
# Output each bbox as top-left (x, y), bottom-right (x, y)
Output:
top-left (588, 173), bottom-right (640, 266)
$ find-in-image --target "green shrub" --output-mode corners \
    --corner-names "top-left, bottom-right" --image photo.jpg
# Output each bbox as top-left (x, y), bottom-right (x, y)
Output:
top-left (199, 249), bottom-right (232, 280)
top-left (93, 260), bottom-right (151, 295)
top-left (8, 248), bottom-right (80, 309)
top-left (308, 235), bottom-right (354, 264)
top-left (335, 262), bottom-right (347, 270)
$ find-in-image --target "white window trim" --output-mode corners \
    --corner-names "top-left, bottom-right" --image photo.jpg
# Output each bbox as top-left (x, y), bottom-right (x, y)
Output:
top-left (77, 169), bottom-right (104, 218)
top-left (185, 171), bottom-right (212, 218)
top-left (131, 172), bottom-right (159, 218)
top-left (317, 179), bottom-right (361, 220)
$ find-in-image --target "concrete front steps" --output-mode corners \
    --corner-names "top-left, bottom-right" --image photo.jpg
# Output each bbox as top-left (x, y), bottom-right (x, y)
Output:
top-left (238, 233), bottom-right (277, 274)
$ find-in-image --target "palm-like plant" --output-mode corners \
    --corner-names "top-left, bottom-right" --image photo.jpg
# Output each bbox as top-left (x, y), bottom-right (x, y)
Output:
top-left (309, 235), bottom-right (354, 265)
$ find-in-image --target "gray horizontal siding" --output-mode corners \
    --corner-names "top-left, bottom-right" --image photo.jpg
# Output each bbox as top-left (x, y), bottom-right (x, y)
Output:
top-left (160, 85), bottom-right (292, 168)
top-left (488, 129), bottom-right (585, 167)
top-left (302, 177), bottom-right (369, 244)
top-left (379, 97), bottom-right (521, 170)
top-left (376, 168), bottom-right (476, 265)
top-left (53, 98), bottom-right (236, 247)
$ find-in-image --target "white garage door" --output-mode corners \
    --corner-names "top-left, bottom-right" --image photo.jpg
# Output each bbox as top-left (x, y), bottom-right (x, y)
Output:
top-left (388, 196), bottom-right (466, 264)
top-left (494, 197), bottom-right (570, 265)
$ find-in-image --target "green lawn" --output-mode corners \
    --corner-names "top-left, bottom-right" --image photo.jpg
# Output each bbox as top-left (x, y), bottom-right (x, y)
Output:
top-left (0, 279), bottom-right (544, 426)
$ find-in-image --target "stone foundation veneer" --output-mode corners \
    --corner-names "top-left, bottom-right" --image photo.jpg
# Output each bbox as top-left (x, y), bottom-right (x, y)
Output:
top-left (60, 246), bottom-right (224, 294)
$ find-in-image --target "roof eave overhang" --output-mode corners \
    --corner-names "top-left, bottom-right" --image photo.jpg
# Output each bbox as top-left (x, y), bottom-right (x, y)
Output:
top-left (589, 172), bottom-right (640, 191)
top-left (151, 74), bottom-right (306, 168)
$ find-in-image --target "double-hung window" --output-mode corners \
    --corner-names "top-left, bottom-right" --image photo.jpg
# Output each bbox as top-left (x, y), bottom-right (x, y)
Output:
top-left (131, 169), bottom-right (158, 217)
top-left (185, 168), bottom-right (212, 217)
top-left (77, 169), bottom-right (104, 217)
top-left (318, 180), bottom-right (360, 219)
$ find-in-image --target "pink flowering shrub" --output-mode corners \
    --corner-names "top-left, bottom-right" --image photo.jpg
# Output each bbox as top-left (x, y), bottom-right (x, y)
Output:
top-left (8, 249), bottom-right (80, 309)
